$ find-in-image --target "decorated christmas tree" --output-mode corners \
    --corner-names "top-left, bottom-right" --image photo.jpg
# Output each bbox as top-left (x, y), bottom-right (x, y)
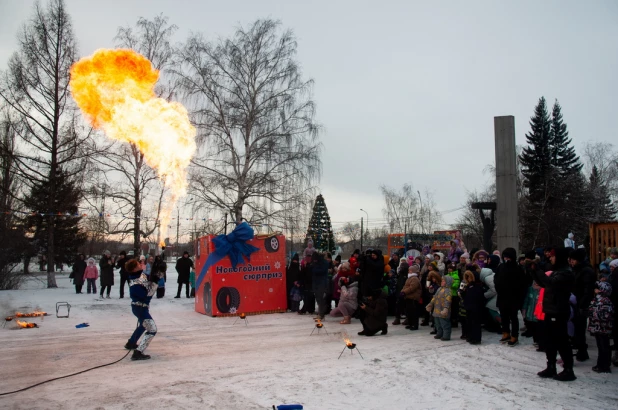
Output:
top-left (305, 194), bottom-right (336, 253)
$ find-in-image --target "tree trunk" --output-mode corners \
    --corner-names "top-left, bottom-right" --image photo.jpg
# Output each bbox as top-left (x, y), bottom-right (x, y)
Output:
top-left (23, 256), bottom-right (30, 274)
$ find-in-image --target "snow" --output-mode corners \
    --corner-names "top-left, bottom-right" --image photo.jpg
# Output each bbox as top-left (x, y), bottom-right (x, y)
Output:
top-left (1, 268), bottom-right (617, 410)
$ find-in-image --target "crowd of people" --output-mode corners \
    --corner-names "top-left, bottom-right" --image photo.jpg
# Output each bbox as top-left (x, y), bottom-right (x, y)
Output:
top-left (68, 251), bottom-right (196, 300)
top-left (286, 239), bottom-right (618, 382)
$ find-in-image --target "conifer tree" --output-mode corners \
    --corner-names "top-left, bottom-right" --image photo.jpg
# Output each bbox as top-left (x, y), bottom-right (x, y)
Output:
top-left (519, 97), bottom-right (588, 248)
top-left (305, 194), bottom-right (336, 253)
top-left (589, 165), bottom-right (617, 222)
top-left (24, 168), bottom-right (85, 267)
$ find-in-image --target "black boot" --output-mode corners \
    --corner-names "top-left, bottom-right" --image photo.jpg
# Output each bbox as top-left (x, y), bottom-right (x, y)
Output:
top-left (537, 363), bottom-right (557, 378)
top-left (553, 368), bottom-right (576, 382)
top-left (131, 350), bottom-right (151, 361)
top-left (174, 295), bottom-right (180, 299)
top-left (575, 350), bottom-right (589, 362)
top-left (381, 324), bottom-right (388, 335)
top-left (124, 340), bottom-right (138, 350)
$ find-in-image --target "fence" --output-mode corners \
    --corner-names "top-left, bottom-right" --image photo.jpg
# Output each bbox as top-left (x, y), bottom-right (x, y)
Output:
top-left (589, 222), bottom-right (618, 268)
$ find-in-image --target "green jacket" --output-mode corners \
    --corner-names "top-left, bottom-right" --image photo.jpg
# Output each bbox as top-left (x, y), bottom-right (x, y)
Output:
top-left (446, 269), bottom-right (461, 297)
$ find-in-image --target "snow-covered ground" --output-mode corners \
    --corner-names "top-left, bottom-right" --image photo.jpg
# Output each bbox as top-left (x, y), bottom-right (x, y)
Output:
top-left (1, 268), bottom-right (617, 410)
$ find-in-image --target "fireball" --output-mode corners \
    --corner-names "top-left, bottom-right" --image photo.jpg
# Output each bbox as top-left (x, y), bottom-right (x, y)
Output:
top-left (69, 49), bottom-right (196, 243)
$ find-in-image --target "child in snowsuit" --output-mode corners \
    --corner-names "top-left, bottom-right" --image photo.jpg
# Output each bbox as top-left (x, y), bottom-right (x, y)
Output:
top-left (289, 281), bottom-right (303, 312)
top-left (426, 275), bottom-right (453, 341)
top-left (427, 269), bottom-right (442, 333)
top-left (588, 281), bottom-right (614, 373)
top-left (446, 262), bottom-right (461, 327)
top-left (83, 258), bottom-right (98, 294)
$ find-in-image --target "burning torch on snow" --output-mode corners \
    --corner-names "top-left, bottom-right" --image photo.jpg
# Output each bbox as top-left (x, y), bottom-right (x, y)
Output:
top-left (69, 49), bottom-right (197, 249)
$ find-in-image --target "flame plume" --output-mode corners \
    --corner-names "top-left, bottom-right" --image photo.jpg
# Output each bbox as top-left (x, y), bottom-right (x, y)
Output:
top-left (69, 49), bottom-right (196, 244)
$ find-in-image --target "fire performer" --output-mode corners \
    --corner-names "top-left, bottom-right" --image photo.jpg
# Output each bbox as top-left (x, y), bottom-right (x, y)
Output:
top-left (124, 259), bottom-right (159, 360)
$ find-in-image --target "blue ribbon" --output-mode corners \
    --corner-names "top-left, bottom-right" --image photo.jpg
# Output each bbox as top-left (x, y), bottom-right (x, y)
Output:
top-left (196, 222), bottom-right (259, 290)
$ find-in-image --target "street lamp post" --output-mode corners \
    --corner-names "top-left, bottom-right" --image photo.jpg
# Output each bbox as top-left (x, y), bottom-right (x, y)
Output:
top-left (360, 209), bottom-right (369, 247)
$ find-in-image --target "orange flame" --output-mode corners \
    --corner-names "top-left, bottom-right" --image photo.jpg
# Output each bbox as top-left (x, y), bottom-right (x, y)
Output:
top-left (69, 49), bottom-right (197, 241)
top-left (15, 310), bottom-right (46, 317)
top-left (16, 320), bottom-right (37, 328)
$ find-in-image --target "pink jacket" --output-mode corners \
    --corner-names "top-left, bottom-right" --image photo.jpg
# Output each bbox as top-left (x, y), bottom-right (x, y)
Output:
top-left (83, 265), bottom-right (99, 280)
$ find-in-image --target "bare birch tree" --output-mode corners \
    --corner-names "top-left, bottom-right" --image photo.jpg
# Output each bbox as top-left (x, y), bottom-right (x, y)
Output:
top-left (380, 183), bottom-right (442, 234)
top-left (176, 19), bottom-right (321, 224)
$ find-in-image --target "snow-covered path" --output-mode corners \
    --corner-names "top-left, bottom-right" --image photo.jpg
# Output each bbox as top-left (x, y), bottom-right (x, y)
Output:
top-left (1, 271), bottom-right (617, 409)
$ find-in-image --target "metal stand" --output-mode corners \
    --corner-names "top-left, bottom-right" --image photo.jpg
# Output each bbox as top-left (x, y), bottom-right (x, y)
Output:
top-left (56, 302), bottom-right (71, 318)
top-left (338, 345), bottom-right (364, 360)
top-left (310, 324), bottom-right (328, 336)
top-left (233, 316), bottom-right (249, 326)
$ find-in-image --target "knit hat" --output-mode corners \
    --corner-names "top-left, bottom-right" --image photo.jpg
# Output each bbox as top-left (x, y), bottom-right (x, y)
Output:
top-left (525, 250), bottom-right (536, 260)
top-left (597, 281), bottom-right (612, 297)
top-left (493, 250), bottom-right (501, 256)
top-left (291, 253), bottom-right (299, 262)
top-left (430, 261), bottom-right (438, 270)
top-left (610, 259), bottom-right (618, 270)
top-left (461, 252), bottom-right (470, 260)
top-left (409, 264), bottom-right (420, 273)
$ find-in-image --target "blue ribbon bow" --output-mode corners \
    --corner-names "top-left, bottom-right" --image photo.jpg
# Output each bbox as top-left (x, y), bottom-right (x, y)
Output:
top-left (196, 222), bottom-right (259, 290)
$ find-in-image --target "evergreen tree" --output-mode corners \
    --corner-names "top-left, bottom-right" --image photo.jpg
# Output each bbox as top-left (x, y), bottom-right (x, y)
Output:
top-left (519, 97), bottom-right (588, 248)
top-left (550, 100), bottom-right (582, 177)
top-left (24, 168), bottom-right (85, 267)
top-left (305, 194), bottom-right (336, 253)
top-left (589, 165), bottom-right (617, 221)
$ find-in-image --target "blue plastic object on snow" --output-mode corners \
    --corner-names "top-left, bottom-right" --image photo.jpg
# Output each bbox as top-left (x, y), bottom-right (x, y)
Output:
top-left (276, 405), bottom-right (303, 410)
top-left (75, 323), bottom-right (89, 328)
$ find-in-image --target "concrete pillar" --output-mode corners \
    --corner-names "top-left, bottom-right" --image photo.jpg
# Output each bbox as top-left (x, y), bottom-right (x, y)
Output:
top-left (494, 116), bottom-right (519, 252)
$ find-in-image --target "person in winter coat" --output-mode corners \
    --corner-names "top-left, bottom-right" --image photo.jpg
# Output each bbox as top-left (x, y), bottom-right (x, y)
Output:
top-left (433, 252), bottom-right (446, 275)
top-left (420, 255), bottom-right (433, 326)
top-left (445, 262), bottom-right (461, 327)
top-left (532, 247), bottom-right (577, 382)
top-left (358, 288), bottom-right (388, 336)
top-left (303, 239), bottom-right (316, 258)
top-left (289, 281), bottom-right (303, 313)
top-left (494, 248), bottom-right (528, 346)
top-left (189, 267), bottom-right (196, 297)
top-left (389, 253), bottom-right (400, 271)
top-left (393, 258), bottom-right (409, 325)
top-left (473, 250), bottom-right (489, 269)
top-left (447, 241), bottom-right (463, 264)
top-left (588, 281), bottom-right (614, 373)
top-left (401, 264), bottom-right (422, 330)
top-left (349, 249), bottom-right (360, 274)
top-left (311, 252), bottom-right (330, 319)
top-left (124, 259), bottom-right (159, 361)
top-left (71, 254), bottom-right (87, 294)
top-left (463, 270), bottom-right (486, 344)
top-left (175, 251), bottom-right (193, 298)
top-left (298, 255), bottom-right (315, 315)
top-left (116, 251), bottom-right (129, 299)
top-left (99, 251), bottom-right (115, 299)
top-left (330, 277), bottom-right (359, 324)
top-left (568, 248), bottom-right (596, 362)
top-left (361, 249), bottom-right (385, 297)
top-left (457, 252), bottom-right (470, 276)
top-left (286, 253), bottom-right (301, 310)
top-left (83, 258), bottom-right (99, 294)
top-left (426, 275), bottom-right (454, 341)
top-left (152, 255), bottom-right (167, 299)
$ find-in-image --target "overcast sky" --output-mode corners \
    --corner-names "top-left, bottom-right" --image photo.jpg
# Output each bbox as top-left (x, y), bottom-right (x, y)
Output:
top-left (1, 0), bottom-right (617, 233)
